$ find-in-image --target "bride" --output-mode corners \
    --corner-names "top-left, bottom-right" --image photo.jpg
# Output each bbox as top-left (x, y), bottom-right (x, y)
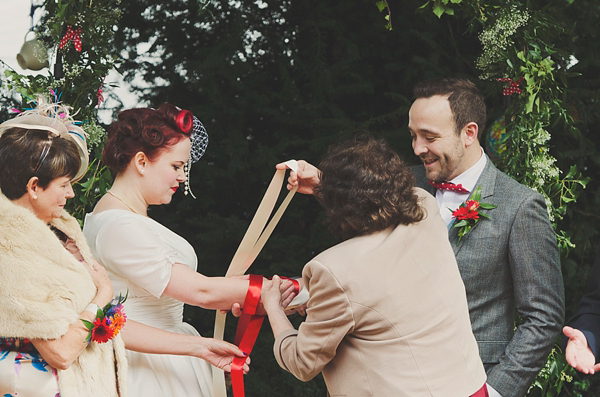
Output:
top-left (83, 103), bottom-right (295, 396)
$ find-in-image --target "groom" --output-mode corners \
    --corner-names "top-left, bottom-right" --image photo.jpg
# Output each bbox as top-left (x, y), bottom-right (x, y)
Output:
top-left (279, 78), bottom-right (564, 397)
top-left (406, 78), bottom-right (564, 397)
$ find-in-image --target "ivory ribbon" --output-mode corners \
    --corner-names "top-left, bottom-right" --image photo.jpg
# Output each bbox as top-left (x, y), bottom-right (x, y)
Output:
top-left (212, 160), bottom-right (298, 397)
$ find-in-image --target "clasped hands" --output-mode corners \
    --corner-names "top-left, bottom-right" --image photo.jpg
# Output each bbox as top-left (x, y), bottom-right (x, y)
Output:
top-left (223, 275), bottom-right (306, 318)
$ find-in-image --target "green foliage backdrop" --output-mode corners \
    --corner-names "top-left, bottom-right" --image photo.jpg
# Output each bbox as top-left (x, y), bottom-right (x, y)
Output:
top-left (3, 0), bottom-right (600, 395)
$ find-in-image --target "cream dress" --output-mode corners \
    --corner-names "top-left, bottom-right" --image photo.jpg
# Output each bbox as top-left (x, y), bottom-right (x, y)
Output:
top-left (83, 210), bottom-right (213, 397)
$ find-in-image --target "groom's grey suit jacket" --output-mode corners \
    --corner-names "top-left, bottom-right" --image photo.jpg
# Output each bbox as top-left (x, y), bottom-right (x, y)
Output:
top-left (412, 160), bottom-right (564, 397)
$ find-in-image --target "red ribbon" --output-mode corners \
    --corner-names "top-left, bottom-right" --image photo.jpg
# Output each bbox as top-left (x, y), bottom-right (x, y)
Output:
top-left (496, 77), bottom-right (524, 96)
top-left (231, 275), bottom-right (264, 397)
top-left (59, 25), bottom-right (83, 52)
top-left (470, 384), bottom-right (489, 397)
top-left (231, 275), bottom-right (300, 397)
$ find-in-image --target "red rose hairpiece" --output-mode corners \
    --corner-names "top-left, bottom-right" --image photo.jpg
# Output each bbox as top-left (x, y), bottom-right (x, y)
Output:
top-left (176, 109), bottom-right (194, 133)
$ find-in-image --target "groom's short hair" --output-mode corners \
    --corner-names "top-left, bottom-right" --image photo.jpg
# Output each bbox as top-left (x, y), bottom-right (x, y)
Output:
top-left (413, 78), bottom-right (487, 138)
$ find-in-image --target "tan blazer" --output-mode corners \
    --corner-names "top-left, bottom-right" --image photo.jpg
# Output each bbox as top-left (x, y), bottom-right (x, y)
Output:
top-left (274, 188), bottom-right (486, 396)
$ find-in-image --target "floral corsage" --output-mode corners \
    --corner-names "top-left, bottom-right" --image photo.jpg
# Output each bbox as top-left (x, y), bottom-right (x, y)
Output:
top-left (450, 186), bottom-right (496, 244)
top-left (81, 292), bottom-right (128, 344)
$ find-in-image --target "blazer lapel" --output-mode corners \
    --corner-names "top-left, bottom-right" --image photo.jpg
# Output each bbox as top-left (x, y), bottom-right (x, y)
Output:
top-left (449, 160), bottom-right (497, 255)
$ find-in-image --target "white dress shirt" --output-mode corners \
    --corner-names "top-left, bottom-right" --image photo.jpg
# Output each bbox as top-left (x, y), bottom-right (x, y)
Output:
top-left (436, 148), bottom-right (487, 227)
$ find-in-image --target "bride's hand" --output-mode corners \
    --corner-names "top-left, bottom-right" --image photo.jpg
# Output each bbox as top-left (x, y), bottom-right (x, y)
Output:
top-left (197, 337), bottom-right (250, 373)
top-left (279, 278), bottom-right (296, 309)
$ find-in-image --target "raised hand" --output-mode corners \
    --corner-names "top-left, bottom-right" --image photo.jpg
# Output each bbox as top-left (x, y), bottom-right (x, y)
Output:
top-left (564, 326), bottom-right (600, 374)
top-left (276, 160), bottom-right (320, 195)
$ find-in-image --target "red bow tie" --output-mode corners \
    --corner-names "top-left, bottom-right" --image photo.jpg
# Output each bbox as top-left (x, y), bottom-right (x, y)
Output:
top-left (429, 180), bottom-right (469, 194)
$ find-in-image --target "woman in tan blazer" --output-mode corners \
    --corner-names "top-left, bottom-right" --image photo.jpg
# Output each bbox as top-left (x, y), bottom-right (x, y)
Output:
top-left (262, 136), bottom-right (487, 396)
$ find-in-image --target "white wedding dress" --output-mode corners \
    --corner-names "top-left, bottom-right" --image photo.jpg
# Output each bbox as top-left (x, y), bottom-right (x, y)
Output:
top-left (83, 210), bottom-right (213, 397)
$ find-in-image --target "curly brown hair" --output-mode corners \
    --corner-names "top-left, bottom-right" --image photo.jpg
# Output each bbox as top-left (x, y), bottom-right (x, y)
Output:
top-left (315, 136), bottom-right (424, 241)
top-left (103, 103), bottom-right (194, 173)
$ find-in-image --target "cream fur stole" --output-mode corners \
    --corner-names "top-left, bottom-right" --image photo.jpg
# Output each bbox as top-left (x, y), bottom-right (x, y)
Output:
top-left (0, 192), bottom-right (127, 397)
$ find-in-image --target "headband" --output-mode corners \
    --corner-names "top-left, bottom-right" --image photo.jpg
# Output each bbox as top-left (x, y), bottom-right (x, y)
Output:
top-left (0, 100), bottom-right (89, 182)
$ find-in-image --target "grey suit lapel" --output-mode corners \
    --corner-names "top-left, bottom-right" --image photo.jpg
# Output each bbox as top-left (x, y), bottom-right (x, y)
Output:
top-left (449, 160), bottom-right (498, 254)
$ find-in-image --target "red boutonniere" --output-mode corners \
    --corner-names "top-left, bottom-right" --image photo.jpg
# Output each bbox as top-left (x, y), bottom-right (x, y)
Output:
top-left (450, 186), bottom-right (496, 244)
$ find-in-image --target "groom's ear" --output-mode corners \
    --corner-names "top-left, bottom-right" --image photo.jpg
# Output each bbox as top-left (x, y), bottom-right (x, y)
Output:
top-left (462, 122), bottom-right (479, 147)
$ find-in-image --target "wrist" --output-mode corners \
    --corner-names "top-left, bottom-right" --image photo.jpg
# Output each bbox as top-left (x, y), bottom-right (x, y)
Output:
top-left (84, 302), bottom-right (102, 316)
top-left (93, 290), bottom-right (113, 307)
top-left (263, 298), bottom-right (283, 314)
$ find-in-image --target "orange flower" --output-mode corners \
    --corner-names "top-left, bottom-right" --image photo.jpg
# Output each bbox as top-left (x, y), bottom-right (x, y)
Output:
top-left (465, 200), bottom-right (480, 212)
top-left (110, 311), bottom-right (127, 335)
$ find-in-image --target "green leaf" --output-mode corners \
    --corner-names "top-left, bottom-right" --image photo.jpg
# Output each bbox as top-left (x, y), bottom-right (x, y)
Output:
top-left (433, 4), bottom-right (445, 18)
top-left (375, 1), bottom-right (387, 12)
top-left (479, 203), bottom-right (497, 210)
top-left (453, 220), bottom-right (468, 228)
top-left (418, 0), bottom-right (431, 10)
top-left (526, 93), bottom-right (537, 113)
top-left (470, 186), bottom-right (482, 201)
top-left (80, 319), bottom-right (94, 331)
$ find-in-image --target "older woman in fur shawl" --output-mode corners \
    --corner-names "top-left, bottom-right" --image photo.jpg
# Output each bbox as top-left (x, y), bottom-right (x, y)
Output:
top-left (0, 101), bottom-right (127, 397)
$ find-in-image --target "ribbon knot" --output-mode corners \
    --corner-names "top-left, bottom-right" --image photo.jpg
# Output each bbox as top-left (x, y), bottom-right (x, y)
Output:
top-left (59, 25), bottom-right (83, 52)
top-left (429, 180), bottom-right (469, 194)
top-left (496, 77), bottom-right (524, 96)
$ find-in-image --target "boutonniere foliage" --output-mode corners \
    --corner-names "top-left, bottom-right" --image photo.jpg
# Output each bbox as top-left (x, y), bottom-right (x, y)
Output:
top-left (450, 186), bottom-right (496, 244)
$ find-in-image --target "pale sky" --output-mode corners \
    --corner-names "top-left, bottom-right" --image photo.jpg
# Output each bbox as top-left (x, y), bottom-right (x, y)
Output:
top-left (0, 0), bottom-right (139, 123)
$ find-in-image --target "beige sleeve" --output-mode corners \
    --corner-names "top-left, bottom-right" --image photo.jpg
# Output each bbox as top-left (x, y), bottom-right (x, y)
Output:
top-left (273, 260), bottom-right (355, 381)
